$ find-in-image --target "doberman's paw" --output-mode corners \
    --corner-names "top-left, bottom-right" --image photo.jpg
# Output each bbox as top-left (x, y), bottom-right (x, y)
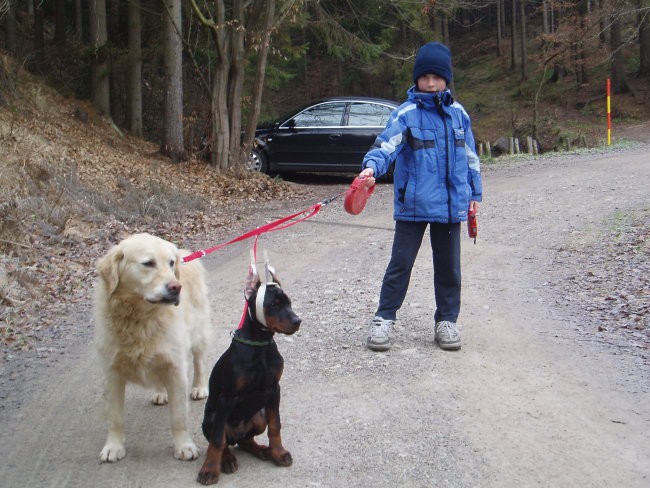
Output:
top-left (191, 386), bottom-right (209, 400)
top-left (221, 457), bottom-right (238, 474)
top-left (197, 470), bottom-right (220, 485)
top-left (221, 448), bottom-right (238, 474)
top-left (99, 441), bottom-right (126, 463)
top-left (151, 392), bottom-right (168, 405)
top-left (273, 450), bottom-right (293, 467)
top-left (174, 441), bottom-right (199, 461)
top-left (257, 446), bottom-right (271, 461)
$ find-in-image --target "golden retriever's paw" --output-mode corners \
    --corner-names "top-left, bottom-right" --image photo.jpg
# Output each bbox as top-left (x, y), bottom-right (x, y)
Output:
top-left (191, 387), bottom-right (209, 400)
top-left (151, 392), bottom-right (168, 405)
top-left (174, 441), bottom-right (200, 461)
top-left (99, 442), bottom-right (126, 463)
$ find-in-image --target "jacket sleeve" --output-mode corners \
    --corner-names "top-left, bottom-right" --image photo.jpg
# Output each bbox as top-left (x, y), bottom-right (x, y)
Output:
top-left (362, 108), bottom-right (408, 179)
top-left (463, 112), bottom-right (483, 202)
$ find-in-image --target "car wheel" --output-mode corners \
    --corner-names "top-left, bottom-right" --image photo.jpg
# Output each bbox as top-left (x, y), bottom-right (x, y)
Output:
top-left (247, 148), bottom-right (268, 173)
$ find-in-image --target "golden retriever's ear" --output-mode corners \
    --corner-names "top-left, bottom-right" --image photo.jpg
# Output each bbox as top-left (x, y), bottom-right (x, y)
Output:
top-left (96, 246), bottom-right (124, 295)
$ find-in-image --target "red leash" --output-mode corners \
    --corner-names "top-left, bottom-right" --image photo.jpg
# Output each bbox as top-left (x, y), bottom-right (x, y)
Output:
top-left (182, 193), bottom-right (343, 264)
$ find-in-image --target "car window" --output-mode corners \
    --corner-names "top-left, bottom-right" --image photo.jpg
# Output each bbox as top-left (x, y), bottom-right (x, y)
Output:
top-left (347, 103), bottom-right (393, 127)
top-left (290, 102), bottom-right (346, 128)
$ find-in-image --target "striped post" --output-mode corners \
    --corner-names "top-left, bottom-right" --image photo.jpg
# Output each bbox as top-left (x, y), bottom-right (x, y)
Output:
top-left (606, 78), bottom-right (611, 145)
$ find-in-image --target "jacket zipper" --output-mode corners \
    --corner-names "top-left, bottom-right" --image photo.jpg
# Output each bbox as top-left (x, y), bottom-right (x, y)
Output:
top-left (436, 96), bottom-right (452, 222)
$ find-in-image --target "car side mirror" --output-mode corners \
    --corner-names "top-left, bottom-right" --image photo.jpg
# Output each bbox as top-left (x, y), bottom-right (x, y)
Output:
top-left (286, 119), bottom-right (296, 129)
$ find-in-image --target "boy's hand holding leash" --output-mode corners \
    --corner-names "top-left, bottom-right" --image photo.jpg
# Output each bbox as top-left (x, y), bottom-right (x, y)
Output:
top-left (359, 168), bottom-right (376, 188)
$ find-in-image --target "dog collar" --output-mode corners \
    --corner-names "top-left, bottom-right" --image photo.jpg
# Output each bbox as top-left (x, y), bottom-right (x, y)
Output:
top-left (231, 332), bottom-right (274, 347)
top-left (255, 282), bottom-right (279, 325)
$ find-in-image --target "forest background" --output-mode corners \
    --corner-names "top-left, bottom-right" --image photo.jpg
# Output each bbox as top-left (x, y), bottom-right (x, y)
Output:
top-left (2, 0), bottom-right (649, 168)
top-left (0, 0), bottom-right (648, 350)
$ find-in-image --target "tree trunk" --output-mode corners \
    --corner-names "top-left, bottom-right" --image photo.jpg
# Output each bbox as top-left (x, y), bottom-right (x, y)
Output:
top-left (54, 0), bottom-right (67, 44)
top-left (510, 0), bottom-right (517, 70)
top-left (209, 0), bottom-right (230, 170)
top-left (33, 0), bottom-right (45, 72)
top-left (542, 1), bottom-right (550, 34)
top-left (577, 0), bottom-right (589, 85)
top-left (639, 0), bottom-right (650, 74)
top-left (4, 1), bottom-right (17, 54)
top-left (211, 62), bottom-right (230, 170)
top-left (520, 0), bottom-right (527, 81)
top-left (128, 0), bottom-right (143, 136)
top-left (75, 0), bottom-right (83, 41)
top-left (599, 0), bottom-right (608, 45)
top-left (228, 0), bottom-right (246, 169)
top-left (441, 15), bottom-right (449, 45)
top-left (161, 0), bottom-right (186, 161)
top-left (243, 0), bottom-right (275, 162)
top-left (89, 0), bottom-right (110, 115)
top-left (496, 0), bottom-right (502, 57)
top-left (610, 14), bottom-right (630, 93)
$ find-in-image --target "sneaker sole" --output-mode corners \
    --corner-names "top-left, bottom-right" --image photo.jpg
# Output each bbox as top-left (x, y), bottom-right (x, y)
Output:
top-left (366, 338), bottom-right (391, 351)
top-left (437, 340), bottom-right (461, 350)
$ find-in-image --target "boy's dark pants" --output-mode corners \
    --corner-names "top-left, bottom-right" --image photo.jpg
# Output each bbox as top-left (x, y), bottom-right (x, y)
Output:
top-left (376, 221), bottom-right (461, 323)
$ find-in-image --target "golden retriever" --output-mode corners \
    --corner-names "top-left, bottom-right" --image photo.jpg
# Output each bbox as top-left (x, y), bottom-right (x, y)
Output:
top-left (93, 232), bottom-right (212, 463)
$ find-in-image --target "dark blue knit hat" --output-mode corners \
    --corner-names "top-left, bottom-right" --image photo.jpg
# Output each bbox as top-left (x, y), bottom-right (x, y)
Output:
top-left (412, 42), bottom-right (453, 85)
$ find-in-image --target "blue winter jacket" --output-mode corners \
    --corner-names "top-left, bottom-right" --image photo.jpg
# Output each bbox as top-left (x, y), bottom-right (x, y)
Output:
top-left (362, 87), bottom-right (483, 223)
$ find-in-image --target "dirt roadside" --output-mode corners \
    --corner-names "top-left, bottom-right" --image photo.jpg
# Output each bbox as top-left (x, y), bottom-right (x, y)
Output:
top-left (0, 146), bottom-right (648, 487)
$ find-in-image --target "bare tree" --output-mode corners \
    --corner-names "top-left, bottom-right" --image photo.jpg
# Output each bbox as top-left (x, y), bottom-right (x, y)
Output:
top-left (497, 0), bottom-right (503, 57)
top-left (128, 0), bottom-right (142, 136)
top-left (33, 0), bottom-right (45, 71)
top-left (542, 0), bottom-right (550, 34)
top-left (75, 0), bottom-right (83, 41)
top-left (639, 0), bottom-right (650, 74)
top-left (4, 0), bottom-right (17, 54)
top-left (54, 0), bottom-right (66, 44)
top-left (576, 0), bottom-right (589, 85)
top-left (161, 0), bottom-right (186, 161)
top-left (90, 0), bottom-right (110, 115)
top-left (610, 8), bottom-right (630, 93)
top-left (188, 0), bottom-right (275, 171)
top-left (520, 0), bottom-right (527, 80)
top-left (511, 0), bottom-right (517, 69)
top-left (227, 0), bottom-right (246, 169)
top-left (189, 0), bottom-right (230, 170)
top-left (242, 0), bottom-right (276, 163)
top-left (441, 13), bottom-right (450, 45)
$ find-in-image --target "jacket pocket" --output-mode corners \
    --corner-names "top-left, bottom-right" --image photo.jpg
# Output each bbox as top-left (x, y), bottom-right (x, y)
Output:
top-left (453, 128), bottom-right (466, 148)
top-left (407, 127), bottom-right (436, 151)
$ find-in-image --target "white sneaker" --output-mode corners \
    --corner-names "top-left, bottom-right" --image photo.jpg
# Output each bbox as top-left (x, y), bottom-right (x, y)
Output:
top-left (434, 321), bottom-right (461, 350)
top-left (366, 316), bottom-right (394, 351)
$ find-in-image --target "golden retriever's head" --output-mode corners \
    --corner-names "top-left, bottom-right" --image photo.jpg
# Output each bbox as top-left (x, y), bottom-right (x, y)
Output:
top-left (96, 233), bottom-right (182, 305)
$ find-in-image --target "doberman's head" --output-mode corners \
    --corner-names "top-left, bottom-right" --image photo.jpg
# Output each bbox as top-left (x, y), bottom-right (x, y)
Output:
top-left (245, 267), bottom-right (301, 335)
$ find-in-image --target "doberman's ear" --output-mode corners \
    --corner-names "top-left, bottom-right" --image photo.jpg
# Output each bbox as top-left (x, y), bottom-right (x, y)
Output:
top-left (268, 270), bottom-right (281, 287)
top-left (244, 266), bottom-right (261, 300)
top-left (96, 244), bottom-right (124, 295)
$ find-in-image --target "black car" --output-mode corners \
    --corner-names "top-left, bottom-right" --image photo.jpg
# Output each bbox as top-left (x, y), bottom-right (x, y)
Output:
top-left (248, 96), bottom-right (399, 174)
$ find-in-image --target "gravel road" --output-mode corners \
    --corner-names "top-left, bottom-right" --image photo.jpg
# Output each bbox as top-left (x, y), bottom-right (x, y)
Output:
top-left (0, 146), bottom-right (648, 487)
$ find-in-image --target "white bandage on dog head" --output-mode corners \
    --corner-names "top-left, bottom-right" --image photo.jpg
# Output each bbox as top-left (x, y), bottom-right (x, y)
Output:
top-left (255, 282), bottom-right (278, 326)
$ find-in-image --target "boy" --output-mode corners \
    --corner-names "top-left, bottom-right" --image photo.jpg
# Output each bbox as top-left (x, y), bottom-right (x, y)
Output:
top-left (358, 42), bottom-right (482, 352)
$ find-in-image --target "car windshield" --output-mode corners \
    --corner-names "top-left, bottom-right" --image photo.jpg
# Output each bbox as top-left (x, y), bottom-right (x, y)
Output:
top-left (347, 102), bottom-right (393, 127)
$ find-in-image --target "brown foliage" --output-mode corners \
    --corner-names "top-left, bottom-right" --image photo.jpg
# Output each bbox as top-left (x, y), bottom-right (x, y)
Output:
top-left (0, 55), bottom-right (312, 353)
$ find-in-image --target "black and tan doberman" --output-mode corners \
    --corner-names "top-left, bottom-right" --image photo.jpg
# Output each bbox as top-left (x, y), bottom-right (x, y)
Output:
top-left (197, 266), bottom-right (301, 485)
